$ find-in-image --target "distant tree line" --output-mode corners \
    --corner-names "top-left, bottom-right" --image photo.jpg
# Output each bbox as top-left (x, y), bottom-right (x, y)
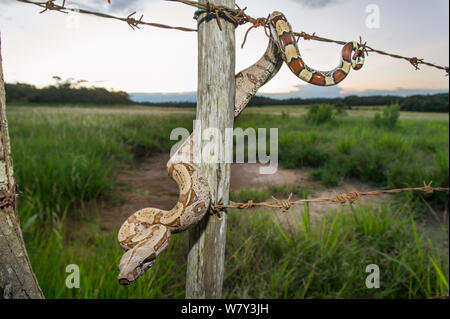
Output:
top-left (5, 79), bottom-right (448, 112)
top-left (139, 93), bottom-right (448, 113)
top-left (5, 77), bottom-right (132, 105)
top-left (246, 93), bottom-right (449, 112)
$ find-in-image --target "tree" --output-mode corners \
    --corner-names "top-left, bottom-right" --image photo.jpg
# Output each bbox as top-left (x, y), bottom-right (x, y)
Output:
top-left (0, 36), bottom-right (44, 299)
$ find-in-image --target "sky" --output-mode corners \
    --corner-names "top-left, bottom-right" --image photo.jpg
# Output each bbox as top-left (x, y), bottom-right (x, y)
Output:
top-left (0, 0), bottom-right (448, 101)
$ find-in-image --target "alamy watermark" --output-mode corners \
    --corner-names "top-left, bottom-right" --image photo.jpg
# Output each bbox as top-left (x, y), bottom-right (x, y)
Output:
top-left (170, 120), bottom-right (279, 174)
top-left (365, 4), bottom-right (381, 29)
top-left (65, 5), bottom-right (81, 29)
top-left (365, 264), bottom-right (380, 289)
top-left (65, 264), bottom-right (80, 289)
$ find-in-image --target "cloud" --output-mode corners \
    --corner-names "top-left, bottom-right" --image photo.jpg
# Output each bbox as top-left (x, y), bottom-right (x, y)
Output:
top-left (74, 0), bottom-right (147, 13)
top-left (291, 0), bottom-right (340, 8)
top-left (0, 1), bottom-right (16, 8)
top-left (105, 0), bottom-right (143, 11)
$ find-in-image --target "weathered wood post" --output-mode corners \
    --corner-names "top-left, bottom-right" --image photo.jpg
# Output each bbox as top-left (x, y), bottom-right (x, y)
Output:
top-left (186, 0), bottom-right (235, 299)
top-left (0, 35), bottom-right (44, 299)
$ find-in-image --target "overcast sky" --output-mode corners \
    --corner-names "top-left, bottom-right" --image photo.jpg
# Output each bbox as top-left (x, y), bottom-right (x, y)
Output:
top-left (0, 0), bottom-right (448, 99)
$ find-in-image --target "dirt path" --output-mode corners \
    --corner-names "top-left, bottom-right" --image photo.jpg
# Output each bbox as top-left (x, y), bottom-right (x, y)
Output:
top-left (98, 153), bottom-right (388, 231)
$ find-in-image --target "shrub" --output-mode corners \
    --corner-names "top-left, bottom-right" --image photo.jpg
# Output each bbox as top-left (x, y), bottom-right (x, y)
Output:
top-left (305, 104), bottom-right (334, 124)
top-left (373, 103), bottom-right (401, 128)
top-left (335, 105), bottom-right (348, 116)
top-left (281, 111), bottom-right (290, 120)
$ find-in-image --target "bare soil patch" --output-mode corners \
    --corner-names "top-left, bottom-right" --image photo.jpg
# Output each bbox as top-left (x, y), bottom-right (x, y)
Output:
top-left (96, 153), bottom-right (388, 232)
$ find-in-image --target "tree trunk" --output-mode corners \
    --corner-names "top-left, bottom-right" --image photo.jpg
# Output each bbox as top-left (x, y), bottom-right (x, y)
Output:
top-left (185, 0), bottom-right (235, 299)
top-left (0, 35), bottom-right (44, 299)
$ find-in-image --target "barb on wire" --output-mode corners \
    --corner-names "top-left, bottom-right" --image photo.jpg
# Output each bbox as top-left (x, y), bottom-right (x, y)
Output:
top-left (168, 0), bottom-right (448, 75)
top-left (15, 0), bottom-right (449, 74)
top-left (15, 0), bottom-right (197, 32)
top-left (294, 31), bottom-right (448, 75)
top-left (126, 11), bottom-right (143, 30)
top-left (0, 188), bottom-right (17, 209)
top-left (211, 181), bottom-right (449, 214)
top-left (39, 0), bottom-right (66, 14)
top-left (169, 0), bottom-right (253, 29)
top-left (241, 15), bottom-right (271, 49)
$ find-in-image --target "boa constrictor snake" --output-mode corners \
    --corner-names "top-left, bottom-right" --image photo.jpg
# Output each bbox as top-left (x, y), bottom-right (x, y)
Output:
top-left (117, 11), bottom-right (365, 285)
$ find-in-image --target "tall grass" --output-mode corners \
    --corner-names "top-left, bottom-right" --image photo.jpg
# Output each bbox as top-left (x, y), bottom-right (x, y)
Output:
top-left (224, 204), bottom-right (449, 298)
top-left (8, 107), bottom-right (193, 221)
top-left (21, 204), bottom-right (449, 298)
top-left (6, 106), bottom-right (449, 298)
top-left (236, 112), bottom-right (449, 202)
top-left (24, 220), bottom-right (188, 298)
top-left (9, 106), bottom-right (449, 219)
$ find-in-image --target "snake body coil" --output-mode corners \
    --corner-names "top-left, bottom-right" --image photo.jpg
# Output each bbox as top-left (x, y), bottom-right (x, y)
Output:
top-left (117, 12), bottom-right (365, 285)
top-left (269, 12), bottom-right (365, 86)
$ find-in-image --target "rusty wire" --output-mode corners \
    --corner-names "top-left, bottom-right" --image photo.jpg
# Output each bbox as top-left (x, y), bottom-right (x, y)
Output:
top-left (7, 0), bottom-right (450, 211)
top-left (0, 188), bottom-right (16, 209)
top-left (211, 182), bottom-right (449, 213)
top-left (293, 32), bottom-right (449, 75)
top-left (15, 0), bottom-right (197, 32)
top-left (12, 0), bottom-right (450, 74)
top-left (168, 0), bottom-right (449, 75)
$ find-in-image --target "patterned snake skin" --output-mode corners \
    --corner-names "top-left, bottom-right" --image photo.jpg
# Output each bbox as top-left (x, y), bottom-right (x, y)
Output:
top-left (117, 11), bottom-right (365, 285)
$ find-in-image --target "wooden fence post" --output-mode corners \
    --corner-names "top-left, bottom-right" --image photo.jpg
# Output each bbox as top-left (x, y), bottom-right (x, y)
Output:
top-left (0, 34), bottom-right (44, 299)
top-left (186, 0), bottom-right (235, 299)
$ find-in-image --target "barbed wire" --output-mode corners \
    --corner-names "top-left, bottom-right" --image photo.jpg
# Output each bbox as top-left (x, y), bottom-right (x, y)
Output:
top-left (15, 0), bottom-right (197, 31)
top-left (169, 0), bottom-right (449, 75)
top-left (211, 182), bottom-right (449, 213)
top-left (12, 0), bottom-right (450, 75)
top-left (293, 32), bottom-right (448, 73)
top-left (8, 1), bottom-right (450, 212)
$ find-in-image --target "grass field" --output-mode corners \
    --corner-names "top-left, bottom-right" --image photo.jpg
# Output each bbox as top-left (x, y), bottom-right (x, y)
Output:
top-left (11, 105), bottom-right (449, 120)
top-left (6, 104), bottom-right (449, 299)
top-left (245, 105), bottom-right (449, 120)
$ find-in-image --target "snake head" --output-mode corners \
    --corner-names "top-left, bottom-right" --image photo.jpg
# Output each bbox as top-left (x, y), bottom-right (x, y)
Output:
top-left (118, 248), bottom-right (156, 285)
top-left (118, 225), bottom-right (171, 285)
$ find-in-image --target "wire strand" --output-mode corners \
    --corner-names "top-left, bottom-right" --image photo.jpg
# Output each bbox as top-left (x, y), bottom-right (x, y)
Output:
top-left (15, 0), bottom-right (197, 32)
top-left (211, 182), bottom-right (449, 213)
top-left (13, 0), bottom-right (449, 74)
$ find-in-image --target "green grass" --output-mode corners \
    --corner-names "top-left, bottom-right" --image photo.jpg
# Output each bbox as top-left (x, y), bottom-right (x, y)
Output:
top-left (8, 107), bottom-right (193, 221)
top-left (6, 105), bottom-right (449, 299)
top-left (235, 112), bottom-right (449, 207)
top-left (24, 221), bottom-right (188, 298)
top-left (224, 204), bottom-right (448, 298)
top-left (230, 184), bottom-right (308, 203)
top-left (5, 106), bottom-right (445, 198)
top-left (244, 105), bottom-right (449, 120)
top-left (22, 204), bottom-right (449, 298)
